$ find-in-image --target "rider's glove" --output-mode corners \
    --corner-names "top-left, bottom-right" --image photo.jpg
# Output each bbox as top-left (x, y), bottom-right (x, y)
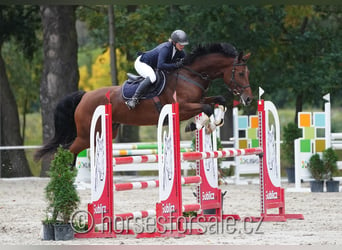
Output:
top-left (175, 59), bottom-right (184, 68)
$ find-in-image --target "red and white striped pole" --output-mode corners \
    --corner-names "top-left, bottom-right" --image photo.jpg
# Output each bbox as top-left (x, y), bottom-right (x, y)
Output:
top-left (114, 176), bottom-right (201, 191)
top-left (182, 147), bottom-right (263, 161)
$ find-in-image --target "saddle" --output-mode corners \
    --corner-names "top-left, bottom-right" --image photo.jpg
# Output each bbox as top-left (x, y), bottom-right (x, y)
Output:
top-left (122, 70), bottom-right (166, 100)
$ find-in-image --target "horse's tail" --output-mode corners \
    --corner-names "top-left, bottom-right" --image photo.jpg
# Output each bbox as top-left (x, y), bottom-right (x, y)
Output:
top-left (34, 90), bottom-right (86, 161)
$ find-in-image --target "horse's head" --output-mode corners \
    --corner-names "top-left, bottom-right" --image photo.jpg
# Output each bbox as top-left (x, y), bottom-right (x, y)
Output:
top-left (224, 52), bottom-right (253, 106)
top-left (180, 43), bottom-right (253, 106)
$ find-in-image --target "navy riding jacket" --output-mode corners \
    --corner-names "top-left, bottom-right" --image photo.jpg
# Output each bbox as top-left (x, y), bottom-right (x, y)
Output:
top-left (139, 42), bottom-right (186, 71)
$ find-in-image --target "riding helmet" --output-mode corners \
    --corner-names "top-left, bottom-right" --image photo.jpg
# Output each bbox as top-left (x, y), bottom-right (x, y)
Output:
top-left (170, 30), bottom-right (189, 45)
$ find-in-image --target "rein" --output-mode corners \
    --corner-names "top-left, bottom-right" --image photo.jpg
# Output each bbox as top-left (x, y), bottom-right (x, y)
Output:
top-left (174, 66), bottom-right (211, 92)
top-left (183, 66), bottom-right (211, 81)
top-left (175, 72), bottom-right (206, 92)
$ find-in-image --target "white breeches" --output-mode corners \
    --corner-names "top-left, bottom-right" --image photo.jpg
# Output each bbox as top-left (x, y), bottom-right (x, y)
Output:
top-left (134, 56), bottom-right (157, 83)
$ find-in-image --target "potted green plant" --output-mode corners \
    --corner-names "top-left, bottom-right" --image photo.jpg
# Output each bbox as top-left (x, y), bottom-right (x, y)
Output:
top-left (323, 147), bottom-right (340, 192)
top-left (282, 122), bottom-right (302, 183)
top-left (44, 146), bottom-right (80, 240)
top-left (308, 153), bottom-right (325, 192)
top-left (41, 216), bottom-right (56, 240)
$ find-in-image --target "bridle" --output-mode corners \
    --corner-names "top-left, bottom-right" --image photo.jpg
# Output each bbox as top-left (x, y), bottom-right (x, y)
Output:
top-left (175, 56), bottom-right (250, 97)
top-left (228, 56), bottom-right (250, 96)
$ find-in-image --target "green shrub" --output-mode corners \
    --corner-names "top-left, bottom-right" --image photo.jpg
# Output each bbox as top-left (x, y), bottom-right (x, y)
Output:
top-left (45, 146), bottom-right (80, 224)
top-left (282, 122), bottom-right (301, 167)
top-left (308, 153), bottom-right (325, 181)
top-left (323, 147), bottom-right (338, 180)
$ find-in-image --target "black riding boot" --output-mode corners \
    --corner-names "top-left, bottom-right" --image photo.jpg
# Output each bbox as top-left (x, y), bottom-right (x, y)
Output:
top-left (125, 77), bottom-right (151, 110)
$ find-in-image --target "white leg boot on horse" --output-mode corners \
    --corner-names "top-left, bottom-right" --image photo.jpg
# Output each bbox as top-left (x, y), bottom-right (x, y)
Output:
top-left (195, 113), bottom-right (217, 134)
top-left (195, 113), bottom-right (210, 130)
top-left (203, 104), bottom-right (227, 134)
top-left (184, 104), bottom-right (227, 134)
top-left (197, 104), bottom-right (227, 134)
top-left (213, 104), bottom-right (227, 127)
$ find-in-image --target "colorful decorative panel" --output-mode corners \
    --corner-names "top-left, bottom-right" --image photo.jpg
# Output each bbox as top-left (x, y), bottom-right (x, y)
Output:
top-left (314, 113), bottom-right (325, 128)
top-left (237, 115), bottom-right (259, 148)
top-left (238, 139), bottom-right (248, 149)
top-left (316, 128), bottom-right (325, 138)
top-left (238, 116), bottom-right (248, 129)
top-left (250, 116), bottom-right (259, 128)
top-left (303, 127), bottom-right (315, 139)
top-left (299, 113), bottom-right (311, 128)
top-left (234, 111), bottom-right (260, 179)
top-left (247, 128), bottom-right (258, 139)
top-left (251, 139), bottom-right (259, 148)
top-left (315, 139), bottom-right (326, 152)
top-left (300, 139), bottom-right (311, 153)
top-left (297, 111), bottom-right (326, 154)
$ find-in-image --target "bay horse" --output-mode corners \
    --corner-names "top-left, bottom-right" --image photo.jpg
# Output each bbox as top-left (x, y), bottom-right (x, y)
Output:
top-left (35, 43), bottom-right (253, 161)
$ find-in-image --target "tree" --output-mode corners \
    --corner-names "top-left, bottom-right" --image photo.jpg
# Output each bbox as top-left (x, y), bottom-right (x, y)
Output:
top-left (108, 5), bottom-right (118, 86)
top-left (271, 6), bottom-right (342, 122)
top-left (0, 6), bottom-right (40, 177)
top-left (77, 5), bottom-right (140, 143)
top-left (40, 6), bottom-right (79, 176)
top-left (72, 5), bottom-right (342, 143)
top-left (2, 42), bottom-right (42, 142)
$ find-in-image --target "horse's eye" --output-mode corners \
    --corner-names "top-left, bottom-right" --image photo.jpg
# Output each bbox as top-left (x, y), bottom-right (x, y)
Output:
top-left (239, 72), bottom-right (244, 77)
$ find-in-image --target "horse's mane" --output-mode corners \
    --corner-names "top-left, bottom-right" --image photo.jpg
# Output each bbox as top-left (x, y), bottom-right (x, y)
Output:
top-left (183, 43), bottom-right (238, 65)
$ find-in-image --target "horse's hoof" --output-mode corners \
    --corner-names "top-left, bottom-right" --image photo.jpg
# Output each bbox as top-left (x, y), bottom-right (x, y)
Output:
top-left (185, 122), bottom-right (197, 132)
top-left (215, 119), bottom-right (224, 127)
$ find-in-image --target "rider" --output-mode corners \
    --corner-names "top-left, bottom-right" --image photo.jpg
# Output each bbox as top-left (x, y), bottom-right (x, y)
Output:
top-left (125, 29), bottom-right (189, 109)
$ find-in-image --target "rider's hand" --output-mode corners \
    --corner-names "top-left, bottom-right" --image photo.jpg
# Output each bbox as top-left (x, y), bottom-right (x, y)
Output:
top-left (175, 59), bottom-right (184, 68)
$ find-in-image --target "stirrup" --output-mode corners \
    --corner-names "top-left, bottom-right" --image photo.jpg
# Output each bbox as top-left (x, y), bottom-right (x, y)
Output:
top-left (125, 98), bottom-right (139, 110)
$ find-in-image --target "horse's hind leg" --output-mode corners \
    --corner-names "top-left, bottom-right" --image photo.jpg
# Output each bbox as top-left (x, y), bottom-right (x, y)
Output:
top-left (112, 123), bottom-right (120, 139)
top-left (69, 136), bottom-right (90, 158)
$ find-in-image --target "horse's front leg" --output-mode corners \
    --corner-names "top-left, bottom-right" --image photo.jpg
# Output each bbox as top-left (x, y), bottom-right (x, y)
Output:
top-left (178, 102), bottom-right (214, 132)
top-left (202, 96), bottom-right (227, 127)
top-left (202, 95), bottom-right (226, 106)
top-left (179, 99), bottom-right (227, 133)
top-left (178, 102), bottom-right (213, 121)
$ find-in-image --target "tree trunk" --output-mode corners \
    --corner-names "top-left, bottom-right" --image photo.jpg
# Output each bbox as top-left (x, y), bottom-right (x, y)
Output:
top-left (294, 91), bottom-right (304, 124)
top-left (0, 46), bottom-right (32, 177)
top-left (108, 5), bottom-right (117, 86)
top-left (220, 108), bottom-right (234, 145)
top-left (40, 6), bottom-right (79, 176)
top-left (108, 5), bottom-right (121, 144)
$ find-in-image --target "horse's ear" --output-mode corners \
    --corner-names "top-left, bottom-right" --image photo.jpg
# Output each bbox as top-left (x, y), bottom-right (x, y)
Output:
top-left (238, 51), bottom-right (243, 62)
top-left (242, 52), bottom-right (251, 62)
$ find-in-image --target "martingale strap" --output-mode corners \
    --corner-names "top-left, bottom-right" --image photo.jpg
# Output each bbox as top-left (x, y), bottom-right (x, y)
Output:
top-left (175, 73), bottom-right (206, 91)
top-left (152, 96), bottom-right (163, 113)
